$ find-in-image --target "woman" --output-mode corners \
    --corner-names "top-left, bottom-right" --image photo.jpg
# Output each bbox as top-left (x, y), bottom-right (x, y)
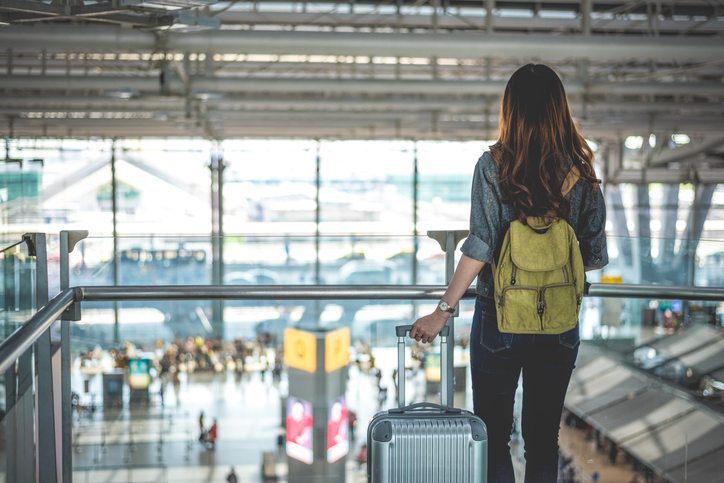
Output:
top-left (410, 64), bottom-right (608, 482)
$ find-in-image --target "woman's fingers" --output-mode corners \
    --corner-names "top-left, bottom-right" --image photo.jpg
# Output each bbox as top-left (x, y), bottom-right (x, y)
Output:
top-left (411, 315), bottom-right (442, 344)
top-left (409, 322), bottom-right (425, 343)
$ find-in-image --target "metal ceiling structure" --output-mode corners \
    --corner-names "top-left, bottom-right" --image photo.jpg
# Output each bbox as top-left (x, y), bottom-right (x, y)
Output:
top-left (0, 1), bottom-right (723, 167)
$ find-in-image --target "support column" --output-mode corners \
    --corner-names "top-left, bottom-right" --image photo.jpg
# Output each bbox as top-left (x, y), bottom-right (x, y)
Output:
top-left (636, 185), bottom-right (654, 282)
top-left (111, 141), bottom-right (120, 344)
top-left (285, 327), bottom-right (349, 483)
top-left (658, 184), bottom-right (679, 279)
top-left (315, 141), bottom-right (321, 286)
top-left (314, 142), bottom-right (322, 325)
top-left (210, 142), bottom-right (226, 339)
top-left (485, 0), bottom-right (494, 33)
top-left (581, 0), bottom-right (592, 35)
top-left (680, 184), bottom-right (716, 284)
top-left (412, 142), bottom-right (419, 285)
top-left (607, 185), bottom-right (633, 267)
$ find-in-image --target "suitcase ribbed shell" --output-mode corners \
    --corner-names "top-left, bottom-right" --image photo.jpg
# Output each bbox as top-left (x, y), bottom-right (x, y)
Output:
top-left (369, 415), bottom-right (487, 483)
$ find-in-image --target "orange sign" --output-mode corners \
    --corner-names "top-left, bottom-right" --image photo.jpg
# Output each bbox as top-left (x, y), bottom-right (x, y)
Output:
top-left (600, 276), bottom-right (623, 284)
top-left (285, 328), bottom-right (317, 373)
top-left (325, 327), bottom-right (350, 373)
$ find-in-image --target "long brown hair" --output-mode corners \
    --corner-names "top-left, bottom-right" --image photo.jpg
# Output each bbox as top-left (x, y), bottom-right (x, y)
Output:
top-left (489, 64), bottom-right (600, 224)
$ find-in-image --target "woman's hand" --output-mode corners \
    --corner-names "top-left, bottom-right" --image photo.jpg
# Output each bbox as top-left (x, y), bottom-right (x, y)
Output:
top-left (409, 311), bottom-right (450, 344)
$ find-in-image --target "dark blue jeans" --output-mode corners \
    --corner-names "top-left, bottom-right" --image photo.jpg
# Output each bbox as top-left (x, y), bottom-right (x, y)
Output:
top-left (470, 296), bottom-right (579, 483)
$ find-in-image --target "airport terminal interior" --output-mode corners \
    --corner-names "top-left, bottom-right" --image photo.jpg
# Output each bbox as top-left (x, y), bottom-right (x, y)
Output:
top-left (1, 1), bottom-right (724, 482)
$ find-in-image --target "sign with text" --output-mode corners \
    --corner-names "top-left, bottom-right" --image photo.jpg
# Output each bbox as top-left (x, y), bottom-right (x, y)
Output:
top-left (285, 328), bottom-right (317, 373)
top-left (325, 327), bottom-right (350, 373)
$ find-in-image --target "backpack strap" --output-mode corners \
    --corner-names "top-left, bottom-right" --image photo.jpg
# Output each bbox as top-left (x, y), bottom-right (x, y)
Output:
top-left (560, 164), bottom-right (581, 198)
top-left (524, 164), bottom-right (581, 229)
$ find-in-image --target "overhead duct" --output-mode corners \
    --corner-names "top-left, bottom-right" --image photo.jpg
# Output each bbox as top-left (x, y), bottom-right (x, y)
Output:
top-left (2, 25), bottom-right (724, 62)
top-left (1, 95), bottom-right (722, 116)
top-left (212, 11), bottom-right (724, 34)
top-left (3, 75), bottom-right (724, 98)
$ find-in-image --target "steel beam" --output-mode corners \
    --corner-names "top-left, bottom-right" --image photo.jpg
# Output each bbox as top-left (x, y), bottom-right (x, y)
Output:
top-left (6, 121), bottom-right (724, 143)
top-left (2, 25), bottom-right (724, 61)
top-left (2, 96), bottom-right (724, 114)
top-left (649, 136), bottom-right (724, 168)
top-left (1, 96), bottom-right (723, 123)
top-left (4, 75), bottom-right (724, 98)
top-left (608, 168), bottom-right (724, 184)
top-left (207, 8), bottom-right (724, 34)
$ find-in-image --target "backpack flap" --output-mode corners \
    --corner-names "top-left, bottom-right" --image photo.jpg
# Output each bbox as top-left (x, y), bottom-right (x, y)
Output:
top-left (509, 219), bottom-right (569, 272)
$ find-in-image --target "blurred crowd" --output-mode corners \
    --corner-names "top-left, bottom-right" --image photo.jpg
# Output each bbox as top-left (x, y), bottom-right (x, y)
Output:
top-left (78, 331), bottom-right (284, 382)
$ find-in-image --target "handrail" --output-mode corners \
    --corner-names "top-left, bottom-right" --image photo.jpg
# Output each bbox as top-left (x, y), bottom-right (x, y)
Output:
top-left (0, 239), bottom-right (26, 254)
top-left (78, 283), bottom-right (724, 302)
top-left (79, 284), bottom-right (455, 301)
top-left (2, 282), bottom-right (724, 375)
top-left (0, 288), bottom-right (77, 374)
top-left (587, 283), bottom-right (724, 301)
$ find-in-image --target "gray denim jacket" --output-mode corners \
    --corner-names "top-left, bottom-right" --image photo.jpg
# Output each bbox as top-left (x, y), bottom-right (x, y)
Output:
top-left (460, 152), bottom-right (609, 299)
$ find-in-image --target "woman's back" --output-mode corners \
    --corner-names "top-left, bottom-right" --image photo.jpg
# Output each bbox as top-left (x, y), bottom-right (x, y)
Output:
top-left (465, 152), bottom-right (608, 301)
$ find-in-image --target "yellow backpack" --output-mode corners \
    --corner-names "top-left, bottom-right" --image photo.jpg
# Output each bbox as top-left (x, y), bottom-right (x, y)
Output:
top-left (492, 167), bottom-right (585, 334)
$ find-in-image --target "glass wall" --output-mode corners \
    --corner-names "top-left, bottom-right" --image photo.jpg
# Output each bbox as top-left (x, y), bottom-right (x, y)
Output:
top-left (2, 136), bottom-right (723, 349)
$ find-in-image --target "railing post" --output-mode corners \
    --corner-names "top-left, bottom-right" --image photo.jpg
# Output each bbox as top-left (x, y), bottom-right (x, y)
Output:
top-left (3, 242), bottom-right (18, 483)
top-left (426, 229), bottom-right (469, 405)
top-left (25, 233), bottom-right (59, 483)
top-left (60, 230), bottom-right (88, 483)
top-left (16, 348), bottom-right (34, 483)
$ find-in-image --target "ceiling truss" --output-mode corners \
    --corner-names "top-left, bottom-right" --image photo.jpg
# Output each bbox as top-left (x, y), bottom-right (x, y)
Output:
top-left (0, 0), bottom-right (722, 154)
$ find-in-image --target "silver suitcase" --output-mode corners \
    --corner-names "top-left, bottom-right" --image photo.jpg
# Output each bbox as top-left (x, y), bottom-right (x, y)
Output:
top-left (367, 325), bottom-right (488, 483)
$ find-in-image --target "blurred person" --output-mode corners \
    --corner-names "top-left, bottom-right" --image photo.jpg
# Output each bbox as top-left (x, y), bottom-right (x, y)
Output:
top-left (356, 443), bottom-right (368, 469)
top-left (226, 467), bottom-right (237, 483)
top-left (198, 411), bottom-right (205, 440)
top-left (205, 419), bottom-right (218, 449)
top-left (410, 64), bottom-right (608, 483)
top-left (377, 386), bottom-right (387, 410)
top-left (348, 409), bottom-right (358, 441)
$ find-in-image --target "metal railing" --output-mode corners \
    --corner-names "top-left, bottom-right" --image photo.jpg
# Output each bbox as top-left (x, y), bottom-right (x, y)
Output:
top-left (1, 230), bottom-right (724, 483)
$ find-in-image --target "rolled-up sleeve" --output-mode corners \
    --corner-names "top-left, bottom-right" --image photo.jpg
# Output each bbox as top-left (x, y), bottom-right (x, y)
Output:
top-left (461, 157), bottom-right (500, 264)
top-left (576, 186), bottom-right (609, 268)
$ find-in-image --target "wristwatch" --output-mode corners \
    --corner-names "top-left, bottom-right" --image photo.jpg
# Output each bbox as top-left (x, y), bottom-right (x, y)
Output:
top-left (438, 300), bottom-right (456, 314)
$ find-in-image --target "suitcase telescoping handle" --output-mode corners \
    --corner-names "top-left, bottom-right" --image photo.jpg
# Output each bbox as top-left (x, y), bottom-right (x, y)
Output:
top-left (395, 325), bottom-right (451, 409)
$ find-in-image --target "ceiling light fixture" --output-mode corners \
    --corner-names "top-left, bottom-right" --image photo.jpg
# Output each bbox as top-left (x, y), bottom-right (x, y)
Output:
top-left (192, 90), bottom-right (223, 101)
top-left (153, 11), bottom-right (220, 32)
top-left (120, 0), bottom-right (218, 11)
top-left (104, 88), bottom-right (140, 100)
